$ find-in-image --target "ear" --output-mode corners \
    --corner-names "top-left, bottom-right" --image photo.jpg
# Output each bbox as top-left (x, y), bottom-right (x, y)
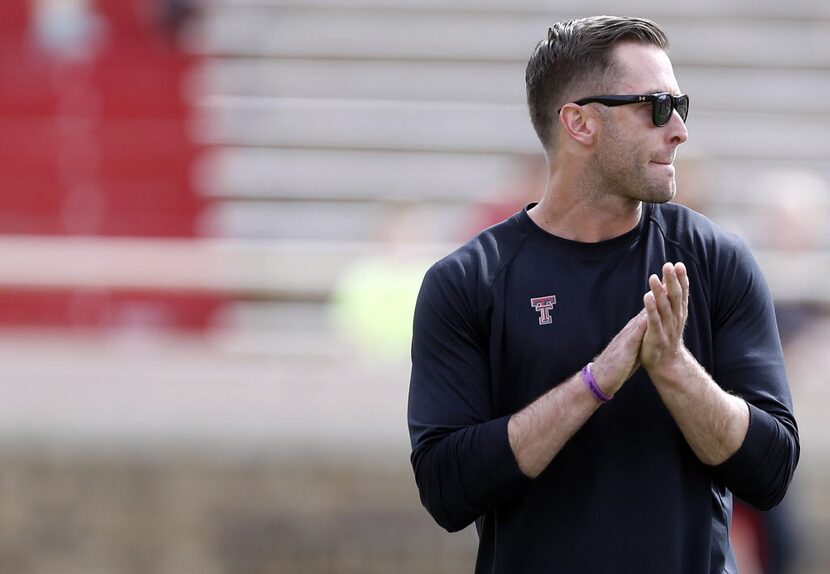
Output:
top-left (558, 103), bottom-right (598, 146)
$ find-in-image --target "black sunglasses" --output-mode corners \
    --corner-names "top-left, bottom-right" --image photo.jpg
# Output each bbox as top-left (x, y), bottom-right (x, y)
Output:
top-left (566, 93), bottom-right (690, 127)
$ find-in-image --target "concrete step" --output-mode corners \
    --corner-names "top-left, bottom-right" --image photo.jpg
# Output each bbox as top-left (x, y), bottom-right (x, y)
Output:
top-left (191, 58), bottom-right (830, 115)
top-left (194, 96), bottom-right (830, 160)
top-left (191, 6), bottom-right (830, 69)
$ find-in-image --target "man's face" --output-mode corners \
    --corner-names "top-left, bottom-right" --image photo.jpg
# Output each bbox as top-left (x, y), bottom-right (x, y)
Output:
top-left (592, 42), bottom-right (689, 204)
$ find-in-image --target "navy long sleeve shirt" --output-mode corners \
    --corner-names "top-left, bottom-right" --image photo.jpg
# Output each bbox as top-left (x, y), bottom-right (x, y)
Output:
top-left (408, 202), bottom-right (799, 573)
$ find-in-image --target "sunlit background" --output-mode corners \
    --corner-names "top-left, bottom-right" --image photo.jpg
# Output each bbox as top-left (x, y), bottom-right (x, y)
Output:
top-left (0, 0), bottom-right (828, 573)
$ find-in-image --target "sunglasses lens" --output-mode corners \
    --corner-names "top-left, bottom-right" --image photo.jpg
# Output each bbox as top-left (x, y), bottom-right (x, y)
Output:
top-left (653, 94), bottom-right (672, 126)
top-left (676, 95), bottom-right (689, 122)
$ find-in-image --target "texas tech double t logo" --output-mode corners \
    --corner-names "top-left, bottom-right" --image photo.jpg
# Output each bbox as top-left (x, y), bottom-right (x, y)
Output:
top-left (530, 295), bottom-right (556, 325)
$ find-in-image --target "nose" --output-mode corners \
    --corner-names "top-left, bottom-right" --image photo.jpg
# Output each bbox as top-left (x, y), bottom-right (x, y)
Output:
top-left (666, 109), bottom-right (688, 145)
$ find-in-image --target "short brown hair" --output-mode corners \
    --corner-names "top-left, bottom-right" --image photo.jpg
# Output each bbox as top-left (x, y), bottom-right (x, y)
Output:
top-left (526, 16), bottom-right (669, 149)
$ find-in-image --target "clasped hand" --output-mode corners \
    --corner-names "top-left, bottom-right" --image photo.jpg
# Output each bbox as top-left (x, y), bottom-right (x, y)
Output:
top-left (591, 262), bottom-right (689, 395)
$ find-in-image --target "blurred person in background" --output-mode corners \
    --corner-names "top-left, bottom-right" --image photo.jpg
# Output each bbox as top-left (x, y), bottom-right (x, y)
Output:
top-left (464, 153), bottom-right (546, 237)
top-left (30, 0), bottom-right (106, 62)
top-left (408, 15), bottom-right (799, 573)
top-left (331, 201), bottom-right (434, 362)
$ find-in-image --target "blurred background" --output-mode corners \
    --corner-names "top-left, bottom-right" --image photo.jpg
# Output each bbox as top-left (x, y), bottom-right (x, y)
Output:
top-left (0, 0), bottom-right (828, 572)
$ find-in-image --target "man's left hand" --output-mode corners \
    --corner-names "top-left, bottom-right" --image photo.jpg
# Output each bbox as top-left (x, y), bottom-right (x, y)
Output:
top-left (640, 262), bottom-right (689, 371)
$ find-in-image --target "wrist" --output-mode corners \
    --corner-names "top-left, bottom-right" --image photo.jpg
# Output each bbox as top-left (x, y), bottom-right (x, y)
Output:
top-left (584, 360), bottom-right (618, 398)
top-left (645, 346), bottom-right (692, 383)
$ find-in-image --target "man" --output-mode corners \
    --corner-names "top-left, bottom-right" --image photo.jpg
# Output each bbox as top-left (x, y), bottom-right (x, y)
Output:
top-left (407, 16), bottom-right (799, 573)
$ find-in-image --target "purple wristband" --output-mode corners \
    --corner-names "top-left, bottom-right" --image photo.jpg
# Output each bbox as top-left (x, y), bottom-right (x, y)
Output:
top-left (581, 363), bottom-right (613, 402)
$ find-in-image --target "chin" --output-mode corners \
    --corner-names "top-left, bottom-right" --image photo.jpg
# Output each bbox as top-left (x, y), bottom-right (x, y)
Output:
top-left (657, 188), bottom-right (677, 203)
top-left (641, 179), bottom-right (676, 204)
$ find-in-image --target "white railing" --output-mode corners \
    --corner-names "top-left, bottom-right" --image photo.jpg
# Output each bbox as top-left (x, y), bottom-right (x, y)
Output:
top-left (0, 235), bottom-right (826, 304)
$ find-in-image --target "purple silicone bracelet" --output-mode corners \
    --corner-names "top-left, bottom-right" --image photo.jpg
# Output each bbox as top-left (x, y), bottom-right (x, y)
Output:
top-left (581, 363), bottom-right (613, 402)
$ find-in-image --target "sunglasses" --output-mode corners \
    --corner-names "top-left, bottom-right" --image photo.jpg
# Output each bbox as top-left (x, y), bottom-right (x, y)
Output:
top-left (566, 93), bottom-right (690, 127)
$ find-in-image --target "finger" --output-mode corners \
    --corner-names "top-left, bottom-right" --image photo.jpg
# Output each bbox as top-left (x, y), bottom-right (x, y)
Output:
top-left (649, 273), bottom-right (672, 320)
top-left (617, 309), bottom-right (647, 343)
top-left (648, 273), bottom-right (663, 295)
top-left (675, 262), bottom-right (689, 311)
top-left (663, 263), bottom-right (682, 313)
top-left (625, 308), bottom-right (647, 328)
top-left (661, 261), bottom-right (674, 282)
top-left (630, 309), bottom-right (647, 336)
top-left (643, 291), bottom-right (665, 339)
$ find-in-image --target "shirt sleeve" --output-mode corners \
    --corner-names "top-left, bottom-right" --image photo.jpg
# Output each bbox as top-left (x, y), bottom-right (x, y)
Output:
top-left (407, 258), bottom-right (531, 532)
top-left (708, 236), bottom-right (800, 510)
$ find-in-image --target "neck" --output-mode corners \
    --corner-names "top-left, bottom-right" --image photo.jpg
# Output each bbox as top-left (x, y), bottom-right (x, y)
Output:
top-left (527, 169), bottom-right (643, 243)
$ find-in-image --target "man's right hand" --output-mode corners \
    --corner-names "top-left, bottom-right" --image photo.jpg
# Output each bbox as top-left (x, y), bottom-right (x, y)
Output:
top-left (590, 309), bottom-right (648, 397)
